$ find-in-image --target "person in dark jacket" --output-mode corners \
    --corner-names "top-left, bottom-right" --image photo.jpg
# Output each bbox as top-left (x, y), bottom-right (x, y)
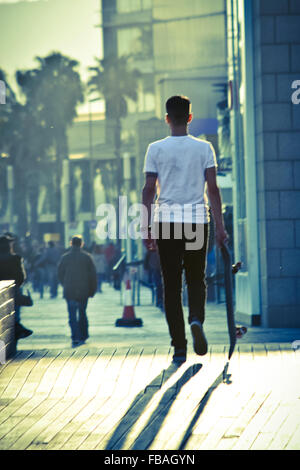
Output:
top-left (36, 241), bottom-right (61, 298)
top-left (45, 241), bottom-right (61, 298)
top-left (0, 234), bottom-right (33, 340)
top-left (58, 236), bottom-right (97, 347)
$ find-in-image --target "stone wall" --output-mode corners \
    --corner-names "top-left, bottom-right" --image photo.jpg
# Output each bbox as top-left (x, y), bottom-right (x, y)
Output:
top-left (253, 0), bottom-right (300, 326)
top-left (0, 281), bottom-right (16, 363)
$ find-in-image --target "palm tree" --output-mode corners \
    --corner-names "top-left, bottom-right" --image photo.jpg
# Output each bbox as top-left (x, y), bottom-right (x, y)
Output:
top-left (0, 70), bottom-right (17, 108)
top-left (88, 55), bottom-right (141, 241)
top-left (0, 70), bottom-right (13, 218)
top-left (17, 53), bottom-right (84, 237)
top-left (0, 71), bottom-right (30, 235)
top-left (0, 54), bottom-right (84, 240)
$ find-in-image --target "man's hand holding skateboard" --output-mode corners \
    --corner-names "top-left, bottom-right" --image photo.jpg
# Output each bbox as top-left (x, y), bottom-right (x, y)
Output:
top-left (143, 226), bottom-right (157, 252)
top-left (215, 224), bottom-right (229, 248)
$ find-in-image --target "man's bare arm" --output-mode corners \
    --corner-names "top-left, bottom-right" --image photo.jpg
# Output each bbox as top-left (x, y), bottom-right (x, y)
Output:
top-left (142, 173), bottom-right (157, 226)
top-left (142, 173), bottom-right (157, 250)
top-left (205, 167), bottom-right (228, 246)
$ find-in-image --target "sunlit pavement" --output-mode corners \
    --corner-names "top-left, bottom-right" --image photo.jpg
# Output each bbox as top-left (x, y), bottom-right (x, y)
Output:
top-left (0, 283), bottom-right (300, 450)
top-left (18, 282), bottom-right (300, 350)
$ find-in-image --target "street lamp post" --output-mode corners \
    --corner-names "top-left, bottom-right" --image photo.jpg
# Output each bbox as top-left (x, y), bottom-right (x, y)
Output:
top-left (7, 165), bottom-right (14, 233)
top-left (62, 159), bottom-right (70, 247)
top-left (88, 97), bottom-right (102, 244)
top-left (123, 152), bottom-right (131, 264)
top-left (88, 100), bottom-right (95, 217)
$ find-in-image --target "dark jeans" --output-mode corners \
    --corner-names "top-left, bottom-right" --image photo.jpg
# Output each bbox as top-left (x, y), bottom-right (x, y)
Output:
top-left (66, 299), bottom-right (89, 342)
top-left (156, 223), bottom-right (209, 350)
top-left (48, 265), bottom-right (58, 298)
top-left (152, 269), bottom-right (163, 308)
top-left (97, 273), bottom-right (104, 292)
top-left (33, 268), bottom-right (46, 299)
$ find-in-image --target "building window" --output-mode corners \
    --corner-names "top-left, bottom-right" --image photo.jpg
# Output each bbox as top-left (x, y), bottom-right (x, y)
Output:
top-left (116, 0), bottom-right (152, 13)
top-left (127, 75), bottom-right (155, 113)
top-left (117, 26), bottom-right (153, 59)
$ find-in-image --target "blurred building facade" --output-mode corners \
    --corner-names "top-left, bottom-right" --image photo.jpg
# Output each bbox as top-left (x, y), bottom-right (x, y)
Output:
top-left (100, 0), bottom-right (229, 273)
top-left (227, 0), bottom-right (300, 327)
top-left (100, 0), bottom-right (300, 328)
top-left (101, 0), bottom-right (157, 196)
top-left (101, 0), bottom-right (228, 191)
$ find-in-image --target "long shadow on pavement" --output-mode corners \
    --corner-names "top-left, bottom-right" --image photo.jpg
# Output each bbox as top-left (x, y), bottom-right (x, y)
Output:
top-left (178, 362), bottom-right (232, 449)
top-left (105, 362), bottom-right (202, 450)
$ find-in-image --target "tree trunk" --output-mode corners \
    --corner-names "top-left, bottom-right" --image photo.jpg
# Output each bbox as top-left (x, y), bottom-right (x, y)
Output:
top-left (14, 166), bottom-right (28, 237)
top-left (55, 128), bottom-right (68, 241)
top-left (27, 186), bottom-right (39, 240)
top-left (101, 162), bottom-right (116, 205)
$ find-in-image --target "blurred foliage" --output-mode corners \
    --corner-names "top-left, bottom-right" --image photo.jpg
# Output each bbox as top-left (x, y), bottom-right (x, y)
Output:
top-left (0, 53), bottom-right (84, 237)
top-left (1, 53), bottom-right (141, 240)
top-left (88, 55), bottom-right (141, 206)
top-left (88, 55), bottom-right (141, 119)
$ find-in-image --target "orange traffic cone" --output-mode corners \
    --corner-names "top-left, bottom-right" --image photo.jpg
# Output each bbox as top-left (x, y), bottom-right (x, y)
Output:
top-left (115, 279), bottom-right (143, 327)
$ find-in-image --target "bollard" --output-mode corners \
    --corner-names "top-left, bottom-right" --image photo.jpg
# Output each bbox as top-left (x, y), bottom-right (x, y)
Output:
top-left (115, 279), bottom-right (143, 327)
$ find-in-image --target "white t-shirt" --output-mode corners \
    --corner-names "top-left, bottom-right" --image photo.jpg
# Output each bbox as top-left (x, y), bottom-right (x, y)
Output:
top-left (143, 135), bottom-right (217, 223)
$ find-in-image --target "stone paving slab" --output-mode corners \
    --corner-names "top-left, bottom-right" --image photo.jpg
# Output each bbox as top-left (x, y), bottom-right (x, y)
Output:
top-left (0, 283), bottom-right (299, 450)
top-left (0, 344), bottom-right (299, 450)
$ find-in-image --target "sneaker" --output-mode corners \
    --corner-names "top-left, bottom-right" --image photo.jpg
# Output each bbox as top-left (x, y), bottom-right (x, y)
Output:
top-left (15, 323), bottom-right (33, 340)
top-left (190, 320), bottom-right (208, 356)
top-left (172, 348), bottom-right (187, 364)
top-left (72, 340), bottom-right (85, 348)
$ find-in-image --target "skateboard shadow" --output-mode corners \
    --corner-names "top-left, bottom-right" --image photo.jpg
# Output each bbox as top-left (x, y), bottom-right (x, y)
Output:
top-left (178, 361), bottom-right (232, 449)
top-left (105, 362), bottom-right (202, 450)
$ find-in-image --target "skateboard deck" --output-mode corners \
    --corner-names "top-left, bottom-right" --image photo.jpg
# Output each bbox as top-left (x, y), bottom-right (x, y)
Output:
top-left (220, 243), bottom-right (237, 360)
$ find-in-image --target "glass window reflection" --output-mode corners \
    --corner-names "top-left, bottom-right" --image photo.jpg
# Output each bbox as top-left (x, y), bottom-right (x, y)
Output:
top-left (117, 0), bottom-right (152, 13)
top-left (117, 26), bottom-right (153, 58)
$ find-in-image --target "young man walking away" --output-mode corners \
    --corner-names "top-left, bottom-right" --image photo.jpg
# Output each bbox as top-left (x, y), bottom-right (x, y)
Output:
top-left (58, 236), bottom-right (97, 348)
top-left (142, 95), bottom-right (228, 364)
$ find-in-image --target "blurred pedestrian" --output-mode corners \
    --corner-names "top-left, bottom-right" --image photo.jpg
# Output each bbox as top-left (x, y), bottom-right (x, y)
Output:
top-left (58, 236), bottom-right (97, 348)
top-left (92, 245), bottom-right (107, 293)
top-left (0, 234), bottom-right (33, 340)
top-left (32, 244), bottom-right (47, 299)
top-left (104, 242), bottom-right (116, 282)
top-left (45, 241), bottom-right (61, 298)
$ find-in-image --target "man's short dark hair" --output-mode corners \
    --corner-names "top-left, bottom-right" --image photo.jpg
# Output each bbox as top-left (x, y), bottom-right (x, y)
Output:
top-left (166, 95), bottom-right (191, 125)
top-left (71, 236), bottom-right (83, 247)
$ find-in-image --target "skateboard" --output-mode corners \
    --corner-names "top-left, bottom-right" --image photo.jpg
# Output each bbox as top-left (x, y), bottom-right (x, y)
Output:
top-left (220, 242), bottom-right (246, 360)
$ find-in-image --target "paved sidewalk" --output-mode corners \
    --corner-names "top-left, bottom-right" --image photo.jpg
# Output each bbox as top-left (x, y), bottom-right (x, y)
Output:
top-left (17, 283), bottom-right (300, 350)
top-left (0, 283), bottom-right (299, 450)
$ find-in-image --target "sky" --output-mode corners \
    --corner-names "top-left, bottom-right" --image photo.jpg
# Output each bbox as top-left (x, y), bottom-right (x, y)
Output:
top-left (0, 0), bottom-right (103, 115)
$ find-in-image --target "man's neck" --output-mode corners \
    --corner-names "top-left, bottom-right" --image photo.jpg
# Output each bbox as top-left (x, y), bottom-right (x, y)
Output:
top-left (170, 126), bottom-right (188, 136)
